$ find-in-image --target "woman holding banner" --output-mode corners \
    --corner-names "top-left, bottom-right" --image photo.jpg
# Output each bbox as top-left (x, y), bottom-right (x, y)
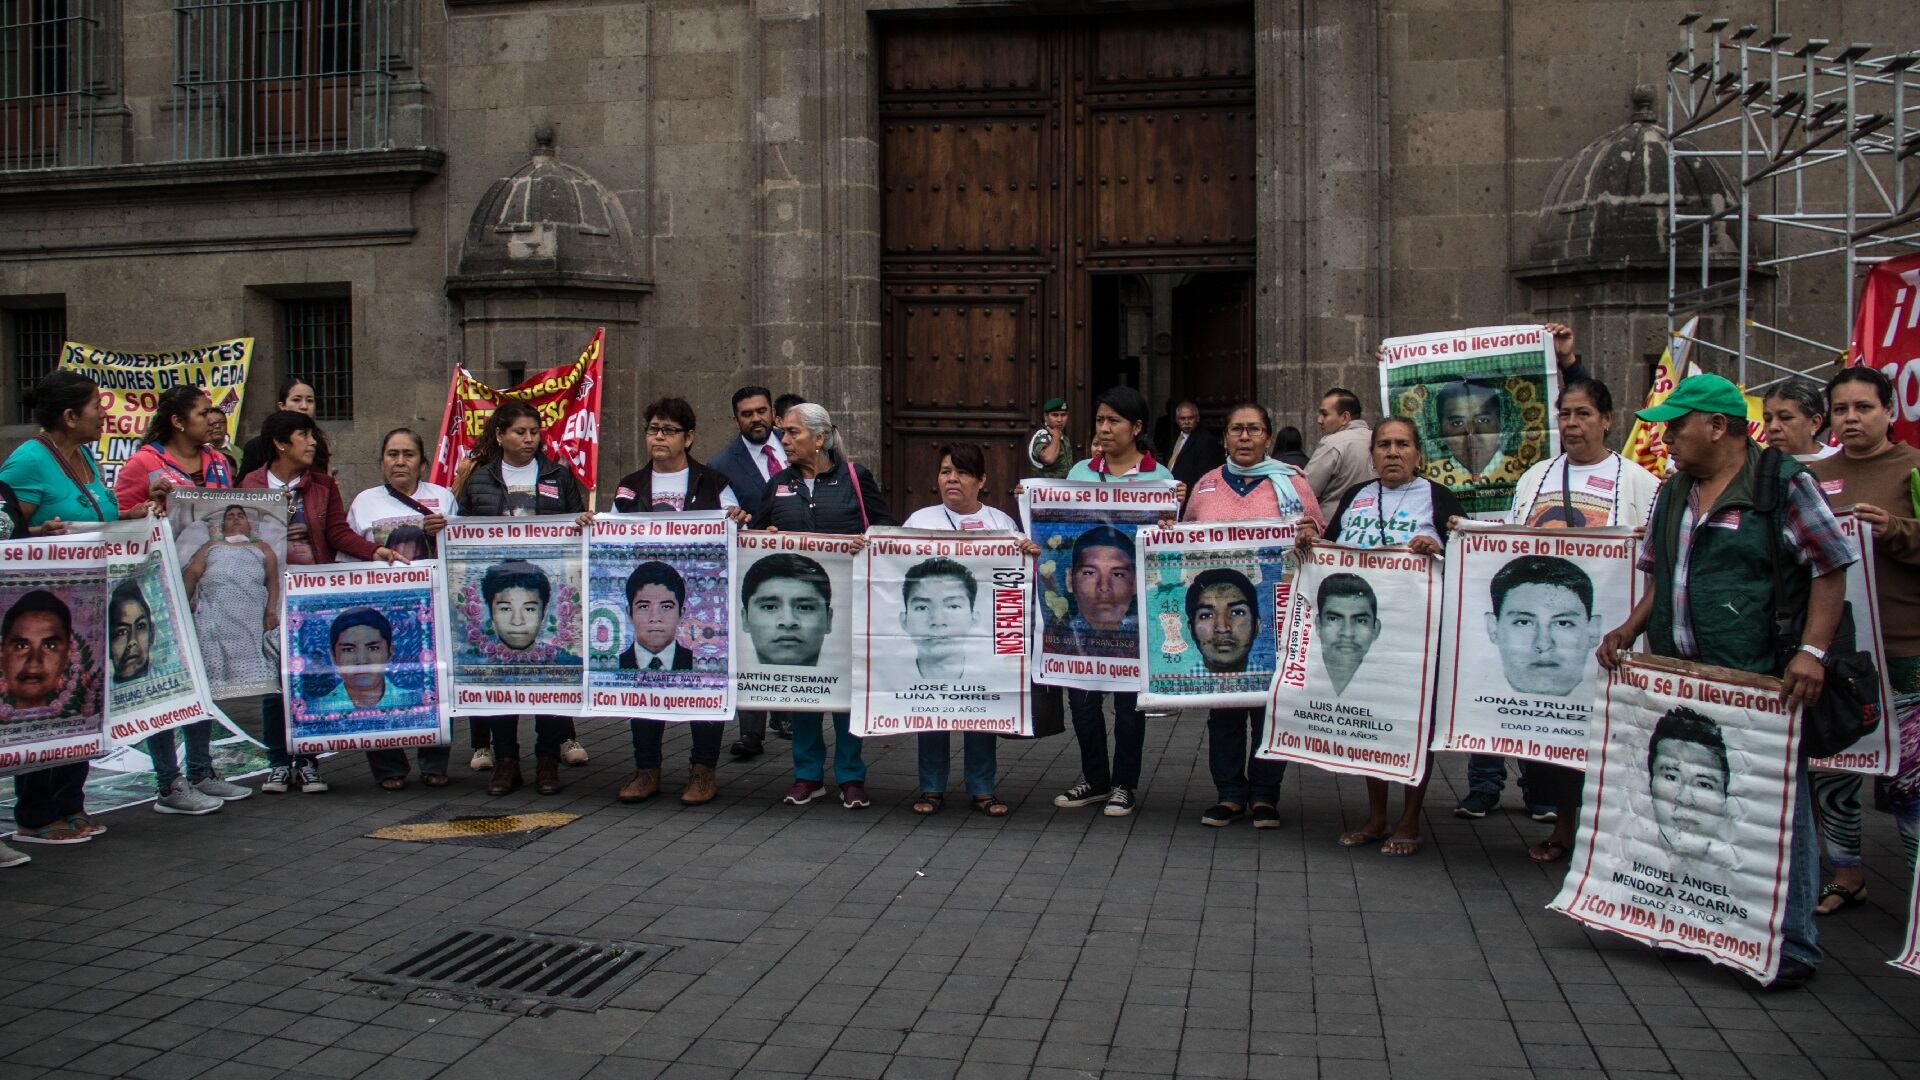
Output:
top-left (1183, 402), bottom-right (1322, 829)
top-left (454, 401), bottom-right (590, 795)
top-left (239, 377), bottom-right (331, 479)
top-left (1808, 367), bottom-right (1920, 913)
top-left (1053, 385), bottom-right (1175, 819)
top-left (241, 411), bottom-right (402, 795)
top-left (348, 428), bottom-right (457, 790)
top-left (117, 386), bottom-right (253, 817)
top-left (1, 371), bottom-right (154, 852)
top-left (1296, 417), bottom-right (1464, 856)
top-left (752, 402), bottom-right (895, 810)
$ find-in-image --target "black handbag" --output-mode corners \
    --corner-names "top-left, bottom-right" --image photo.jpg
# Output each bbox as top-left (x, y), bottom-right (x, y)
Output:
top-left (1756, 448), bottom-right (1882, 759)
top-left (1003, 682), bottom-right (1066, 740)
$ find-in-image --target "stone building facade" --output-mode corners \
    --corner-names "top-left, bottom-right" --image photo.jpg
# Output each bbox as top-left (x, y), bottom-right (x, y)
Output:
top-left (0, 0), bottom-right (1903, 502)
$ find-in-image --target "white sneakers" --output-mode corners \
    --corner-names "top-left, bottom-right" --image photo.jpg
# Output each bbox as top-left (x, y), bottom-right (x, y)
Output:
top-left (560, 739), bottom-right (590, 766)
top-left (0, 841), bottom-right (28, 867)
top-left (155, 777), bottom-right (223, 815)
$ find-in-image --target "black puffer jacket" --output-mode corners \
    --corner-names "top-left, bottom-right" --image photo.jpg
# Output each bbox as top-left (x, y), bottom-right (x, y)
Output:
top-left (749, 453), bottom-right (895, 535)
top-left (458, 454), bottom-right (587, 516)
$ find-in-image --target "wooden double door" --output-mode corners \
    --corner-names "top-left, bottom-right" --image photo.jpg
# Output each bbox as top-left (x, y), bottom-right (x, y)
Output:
top-left (878, 7), bottom-right (1257, 512)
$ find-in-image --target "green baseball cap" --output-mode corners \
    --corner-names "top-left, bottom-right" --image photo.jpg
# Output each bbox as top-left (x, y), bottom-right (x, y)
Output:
top-left (1635, 372), bottom-right (1748, 422)
top-left (1042, 398), bottom-right (1067, 412)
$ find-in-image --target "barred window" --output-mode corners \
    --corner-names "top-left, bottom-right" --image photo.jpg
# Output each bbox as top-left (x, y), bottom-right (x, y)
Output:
top-left (1, 0), bottom-right (104, 171)
top-left (171, 0), bottom-right (396, 161)
top-left (10, 306), bottom-right (64, 423)
top-left (282, 297), bottom-right (352, 421)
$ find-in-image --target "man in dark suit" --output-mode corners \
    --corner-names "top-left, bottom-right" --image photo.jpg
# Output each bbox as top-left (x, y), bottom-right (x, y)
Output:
top-left (1164, 399), bottom-right (1224, 489)
top-left (618, 560), bottom-right (722, 807)
top-left (707, 386), bottom-right (792, 517)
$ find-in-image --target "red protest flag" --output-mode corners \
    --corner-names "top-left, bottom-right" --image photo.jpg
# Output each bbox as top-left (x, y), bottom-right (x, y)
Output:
top-left (1849, 252), bottom-right (1920, 450)
top-left (429, 328), bottom-right (604, 492)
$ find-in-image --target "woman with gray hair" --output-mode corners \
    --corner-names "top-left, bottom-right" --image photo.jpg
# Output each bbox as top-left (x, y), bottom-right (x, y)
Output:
top-left (1762, 378), bottom-right (1838, 462)
top-left (750, 401), bottom-right (896, 809)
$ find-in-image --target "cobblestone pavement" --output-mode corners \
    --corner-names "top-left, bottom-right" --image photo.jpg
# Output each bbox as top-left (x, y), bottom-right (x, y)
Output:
top-left (2, 713), bottom-right (1916, 1080)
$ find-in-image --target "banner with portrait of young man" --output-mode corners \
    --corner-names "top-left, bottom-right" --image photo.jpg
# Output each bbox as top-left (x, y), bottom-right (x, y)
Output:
top-left (282, 562), bottom-right (451, 754)
top-left (0, 537), bottom-right (110, 777)
top-left (102, 519), bottom-right (214, 745)
top-left (1549, 653), bottom-right (1800, 983)
top-left (1020, 479), bottom-right (1181, 691)
top-left (1433, 524), bottom-right (1639, 768)
top-left (1136, 521), bottom-right (1299, 710)
top-left (583, 513), bottom-right (733, 721)
top-left (1379, 324), bottom-right (1559, 518)
top-left (169, 487), bottom-right (290, 699)
top-left (735, 530), bottom-right (857, 712)
top-left (851, 529), bottom-right (1033, 737)
top-left (1257, 543), bottom-right (1441, 786)
top-left (443, 518), bottom-right (585, 715)
top-left (1810, 511), bottom-right (1899, 776)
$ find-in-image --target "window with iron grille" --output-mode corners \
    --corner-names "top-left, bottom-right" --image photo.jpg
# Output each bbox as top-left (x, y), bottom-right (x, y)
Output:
top-left (171, 0), bottom-right (396, 161)
top-left (10, 306), bottom-right (65, 423)
top-left (1, 0), bottom-right (105, 171)
top-left (282, 297), bottom-right (352, 421)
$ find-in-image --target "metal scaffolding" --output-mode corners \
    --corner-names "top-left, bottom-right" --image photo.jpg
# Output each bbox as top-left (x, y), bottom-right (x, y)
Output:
top-left (1665, 13), bottom-right (1920, 391)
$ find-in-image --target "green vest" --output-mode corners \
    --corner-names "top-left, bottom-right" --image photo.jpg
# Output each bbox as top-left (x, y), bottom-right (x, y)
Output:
top-left (1647, 443), bottom-right (1808, 676)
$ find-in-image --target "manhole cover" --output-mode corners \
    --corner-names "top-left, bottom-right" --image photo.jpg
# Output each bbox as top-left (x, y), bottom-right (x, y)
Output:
top-left (363, 809), bottom-right (579, 849)
top-left (355, 928), bottom-right (671, 1011)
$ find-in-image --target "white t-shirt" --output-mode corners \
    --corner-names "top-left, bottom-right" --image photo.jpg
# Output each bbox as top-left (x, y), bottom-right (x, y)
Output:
top-left (637, 467), bottom-right (739, 513)
top-left (746, 436), bottom-right (788, 481)
top-left (903, 504), bottom-right (1020, 532)
top-left (1516, 457), bottom-right (1626, 529)
top-left (348, 482), bottom-right (460, 554)
top-left (500, 460), bottom-right (539, 516)
top-left (1335, 479), bottom-right (1439, 548)
top-left (1795, 444), bottom-right (1841, 463)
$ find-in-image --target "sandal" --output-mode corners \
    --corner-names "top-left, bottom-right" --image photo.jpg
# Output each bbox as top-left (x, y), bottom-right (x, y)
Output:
top-left (1337, 830), bottom-right (1388, 848)
top-left (972, 794), bottom-right (1010, 817)
top-left (422, 773), bottom-right (451, 787)
top-left (12, 821), bottom-right (92, 846)
top-left (912, 792), bottom-right (945, 815)
top-left (1380, 836), bottom-right (1423, 857)
top-left (1816, 880), bottom-right (1867, 915)
top-left (1528, 839), bottom-right (1570, 864)
top-left (379, 777), bottom-right (407, 791)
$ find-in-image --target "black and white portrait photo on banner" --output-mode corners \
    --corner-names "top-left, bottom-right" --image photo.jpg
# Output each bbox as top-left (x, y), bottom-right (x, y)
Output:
top-left (442, 517), bottom-right (584, 715)
top-left (584, 513), bottom-right (733, 720)
top-left (102, 519), bottom-right (213, 746)
top-left (852, 529), bottom-right (1033, 737)
top-left (1549, 653), bottom-right (1799, 981)
top-left (1259, 543), bottom-right (1441, 786)
top-left (1810, 511), bottom-right (1898, 775)
top-left (1899, 862), bottom-right (1920, 976)
top-left (1136, 521), bottom-right (1299, 711)
top-left (1433, 524), bottom-right (1638, 768)
top-left (281, 562), bottom-right (452, 754)
top-left (0, 537), bottom-right (110, 776)
top-left (1019, 479), bottom-right (1181, 691)
top-left (169, 488), bottom-right (289, 698)
top-left (735, 530), bottom-right (856, 712)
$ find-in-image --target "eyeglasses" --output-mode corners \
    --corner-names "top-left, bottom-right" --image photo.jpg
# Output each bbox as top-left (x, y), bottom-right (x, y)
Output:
top-left (1226, 425), bottom-right (1268, 437)
top-left (645, 425), bottom-right (687, 437)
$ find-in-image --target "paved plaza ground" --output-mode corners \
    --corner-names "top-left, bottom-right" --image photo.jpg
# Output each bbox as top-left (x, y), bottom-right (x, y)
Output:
top-left (2, 712), bottom-right (1917, 1080)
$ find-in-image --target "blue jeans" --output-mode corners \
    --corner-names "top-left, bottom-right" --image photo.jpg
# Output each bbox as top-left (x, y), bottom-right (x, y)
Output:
top-left (1783, 761), bottom-right (1822, 970)
top-left (1206, 707), bottom-right (1286, 805)
top-left (632, 719), bottom-right (723, 770)
top-left (260, 695), bottom-right (316, 770)
top-left (12, 762), bottom-right (88, 830)
top-left (1467, 754), bottom-right (1557, 813)
top-left (917, 731), bottom-right (997, 797)
top-left (145, 720), bottom-right (214, 793)
top-left (1068, 690), bottom-right (1144, 790)
top-left (790, 712), bottom-right (864, 784)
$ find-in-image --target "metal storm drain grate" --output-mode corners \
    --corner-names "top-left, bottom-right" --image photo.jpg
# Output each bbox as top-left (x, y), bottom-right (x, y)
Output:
top-left (355, 929), bottom-right (671, 1011)
top-left (362, 808), bottom-right (578, 849)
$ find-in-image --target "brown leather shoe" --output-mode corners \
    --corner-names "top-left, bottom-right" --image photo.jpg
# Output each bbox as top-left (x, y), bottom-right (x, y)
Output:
top-left (619, 767), bottom-right (661, 803)
top-left (536, 757), bottom-right (562, 795)
top-left (680, 764), bottom-right (718, 806)
top-left (487, 758), bottom-right (523, 796)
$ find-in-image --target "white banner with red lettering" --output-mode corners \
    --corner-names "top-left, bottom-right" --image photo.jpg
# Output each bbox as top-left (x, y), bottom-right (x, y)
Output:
top-left (1809, 511), bottom-right (1899, 775)
top-left (735, 530), bottom-right (857, 712)
top-left (103, 519), bottom-right (215, 746)
top-left (281, 561), bottom-right (452, 754)
top-left (1896, 860), bottom-right (1920, 977)
top-left (0, 536), bottom-right (110, 776)
top-left (443, 518), bottom-right (586, 716)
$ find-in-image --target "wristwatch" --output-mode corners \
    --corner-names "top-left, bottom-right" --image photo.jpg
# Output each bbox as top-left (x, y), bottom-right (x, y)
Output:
top-left (1797, 643), bottom-right (1828, 663)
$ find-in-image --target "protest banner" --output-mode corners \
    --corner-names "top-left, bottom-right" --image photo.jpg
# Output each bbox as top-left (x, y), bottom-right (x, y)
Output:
top-left (1257, 543), bottom-right (1440, 785)
top-left (282, 561), bottom-right (451, 754)
top-left (1433, 525), bottom-right (1639, 768)
top-left (1378, 324), bottom-right (1558, 517)
top-left (102, 519), bottom-right (214, 745)
top-left (443, 518), bottom-right (584, 715)
top-left (1809, 511), bottom-right (1899, 775)
top-left (1623, 319), bottom-right (1700, 476)
top-left (1549, 652), bottom-right (1800, 982)
top-left (0, 535), bottom-right (110, 777)
top-left (1136, 520), bottom-right (1299, 711)
top-left (57, 337), bottom-right (253, 485)
top-left (1849, 250), bottom-right (1920, 451)
top-left (583, 513), bottom-right (733, 721)
top-left (852, 529), bottom-right (1032, 737)
top-left (1020, 478), bottom-right (1180, 691)
top-left (735, 530), bottom-right (856, 711)
top-left (429, 328), bottom-right (604, 494)
top-left (1897, 860), bottom-right (1920, 977)
top-left (169, 488), bottom-right (289, 698)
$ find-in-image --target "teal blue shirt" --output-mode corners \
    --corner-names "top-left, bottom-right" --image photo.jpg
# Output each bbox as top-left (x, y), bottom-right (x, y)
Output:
top-left (1066, 458), bottom-right (1174, 483)
top-left (0, 440), bottom-right (119, 527)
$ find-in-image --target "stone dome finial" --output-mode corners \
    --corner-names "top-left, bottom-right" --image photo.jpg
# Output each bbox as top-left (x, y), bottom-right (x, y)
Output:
top-left (1631, 84), bottom-right (1656, 123)
top-left (533, 122), bottom-right (556, 154)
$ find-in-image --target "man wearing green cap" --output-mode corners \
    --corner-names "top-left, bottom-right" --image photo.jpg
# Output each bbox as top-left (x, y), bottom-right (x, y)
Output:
top-left (1027, 398), bottom-right (1073, 479)
top-left (1597, 371), bottom-right (1854, 990)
